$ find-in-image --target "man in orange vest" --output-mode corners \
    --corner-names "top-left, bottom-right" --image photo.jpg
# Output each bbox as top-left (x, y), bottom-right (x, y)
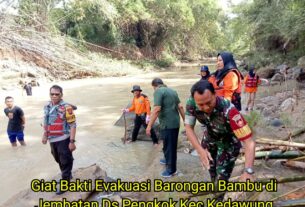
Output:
top-left (123, 85), bottom-right (158, 145)
top-left (244, 65), bottom-right (261, 111)
top-left (210, 52), bottom-right (243, 111)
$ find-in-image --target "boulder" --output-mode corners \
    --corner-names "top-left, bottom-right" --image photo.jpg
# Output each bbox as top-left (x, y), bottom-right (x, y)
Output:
top-left (262, 107), bottom-right (274, 117)
top-left (291, 67), bottom-right (303, 79)
top-left (257, 65), bottom-right (276, 79)
top-left (255, 103), bottom-right (267, 111)
top-left (297, 56), bottom-right (305, 67)
top-left (271, 73), bottom-right (284, 85)
top-left (280, 98), bottom-right (296, 111)
top-left (275, 64), bottom-right (289, 74)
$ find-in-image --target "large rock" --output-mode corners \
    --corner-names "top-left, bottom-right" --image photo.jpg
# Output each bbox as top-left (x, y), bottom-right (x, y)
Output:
top-left (297, 56), bottom-right (305, 67)
top-left (271, 73), bottom-right (284, 85)
top-left (260, 96), bottom-right (280, 107)
top-left (3, 164), bottom-right (109, 207)
top-left (115, 104), bottom-right (160, 141)
top-left (257, 65), bottom-right (276, 79)
top-left (280, 98), bottom-right (296, 111)
top-left (262, 107), bottom-right (274, 117)
top-left (275, 64), bottom-right (289, 74)
top-left (291, 67), bottom-right (304, 79)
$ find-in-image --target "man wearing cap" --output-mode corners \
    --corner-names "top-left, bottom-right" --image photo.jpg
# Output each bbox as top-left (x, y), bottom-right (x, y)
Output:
top-left (200, 65), bottom-right (211, 81)
top-left (122, 85), bottom-right (158, 145)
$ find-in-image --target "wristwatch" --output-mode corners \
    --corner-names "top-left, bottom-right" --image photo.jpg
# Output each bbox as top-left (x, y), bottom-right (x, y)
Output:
top-left (70, 139), bottom-right (76, 144)
top-left (244, 167), bottom-right (254, 174)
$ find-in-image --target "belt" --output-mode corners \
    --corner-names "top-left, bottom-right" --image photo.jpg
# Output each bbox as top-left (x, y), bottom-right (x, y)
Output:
top-left (136, 113), bottom-right (146, 116)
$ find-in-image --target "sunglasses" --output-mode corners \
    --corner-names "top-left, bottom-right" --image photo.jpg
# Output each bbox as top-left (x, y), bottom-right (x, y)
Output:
top-left (50, 93), bottom-right (61, 96)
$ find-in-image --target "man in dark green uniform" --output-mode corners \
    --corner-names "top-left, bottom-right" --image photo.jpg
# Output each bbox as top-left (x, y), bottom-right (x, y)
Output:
top-left (185, 81), bottom-right (255, 194)
top-left (146, 78), bottom-right (185, 178)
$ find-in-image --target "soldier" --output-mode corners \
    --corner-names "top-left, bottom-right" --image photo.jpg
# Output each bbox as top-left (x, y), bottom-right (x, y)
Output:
top-left (42, 85), bottom-right (77, 195)
top-left (185, 80), bottom-right (255, 200)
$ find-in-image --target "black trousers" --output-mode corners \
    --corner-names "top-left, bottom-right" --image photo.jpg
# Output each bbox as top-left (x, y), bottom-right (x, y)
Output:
top-left (132, 115), bottom-right (158, 144)
top-left (162, 128), bottom-right (179, 173)
top-left (50, 138), bottom-right (74, 180)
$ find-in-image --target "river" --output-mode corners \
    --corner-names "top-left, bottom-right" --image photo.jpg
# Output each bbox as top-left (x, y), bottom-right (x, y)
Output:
top-left (0, 65), bottom-right (215, 204)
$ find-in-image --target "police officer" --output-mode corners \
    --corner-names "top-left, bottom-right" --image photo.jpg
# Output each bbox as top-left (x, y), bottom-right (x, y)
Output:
top-left (42, 85), bottom-right (77, 195)
top-left (185, 80), bottom-right (255, 199)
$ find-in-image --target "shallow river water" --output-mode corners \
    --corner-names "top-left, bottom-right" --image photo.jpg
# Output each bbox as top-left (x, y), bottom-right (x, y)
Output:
top-left (0, 65), bottom-right (216, 204)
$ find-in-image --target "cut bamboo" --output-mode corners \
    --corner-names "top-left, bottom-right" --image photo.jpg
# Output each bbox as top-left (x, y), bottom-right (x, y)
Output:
top-left (255, 150), bottom-right (303, 159)
top-left (282, 160), bottom-right (305, 170)
top-left (256, 138), bottom-right (305, 149)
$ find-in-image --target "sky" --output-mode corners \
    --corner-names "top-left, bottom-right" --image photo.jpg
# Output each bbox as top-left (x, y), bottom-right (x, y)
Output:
top-left (218, 0), bottom-right (246, 18)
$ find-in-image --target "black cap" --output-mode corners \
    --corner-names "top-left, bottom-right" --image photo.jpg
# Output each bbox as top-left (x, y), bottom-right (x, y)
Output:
top-left (131, 85), bottom-right (142, 93)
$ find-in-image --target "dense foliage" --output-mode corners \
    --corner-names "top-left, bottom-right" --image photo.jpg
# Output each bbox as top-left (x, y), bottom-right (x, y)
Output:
top-left (15, 0), bottom-right (305, 66)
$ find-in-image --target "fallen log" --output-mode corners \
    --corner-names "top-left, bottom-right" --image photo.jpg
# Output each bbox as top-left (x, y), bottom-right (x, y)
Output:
top-left (255, 145), bottom-right (281, 152)
top-left (274, 198), bottom-right (305, 207)
top-left (256, 138), bottom-right (305, 149)
top-left (281, 160), bottom-right (305, 170)
top-left (255, 150), bottom-right (303, 159)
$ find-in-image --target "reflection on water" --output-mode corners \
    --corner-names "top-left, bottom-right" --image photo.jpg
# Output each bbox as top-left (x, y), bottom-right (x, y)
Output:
top-left (0, 66), bottom-right (210, 204)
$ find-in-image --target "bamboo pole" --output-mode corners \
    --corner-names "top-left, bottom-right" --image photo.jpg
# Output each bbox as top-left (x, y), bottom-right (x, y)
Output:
top-left (255, 150), bottom-right (303, 159)
top-left (256, 138), bottom-right (305, 149)
top-left (282, 160), bottom-right (305, 170)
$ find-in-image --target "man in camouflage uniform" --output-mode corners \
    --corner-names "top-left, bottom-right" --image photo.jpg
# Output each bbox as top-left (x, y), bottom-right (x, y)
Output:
top-left (185, 81), bottom-right (255, 197)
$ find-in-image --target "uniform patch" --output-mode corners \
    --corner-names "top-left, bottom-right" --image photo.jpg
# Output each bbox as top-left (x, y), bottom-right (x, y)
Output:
top-left (65, 105), bottom-right (76, 124)
top-left (232, 114), bottom-right (244, 127)
top-left (228, 107), bottom-right (252, 140)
